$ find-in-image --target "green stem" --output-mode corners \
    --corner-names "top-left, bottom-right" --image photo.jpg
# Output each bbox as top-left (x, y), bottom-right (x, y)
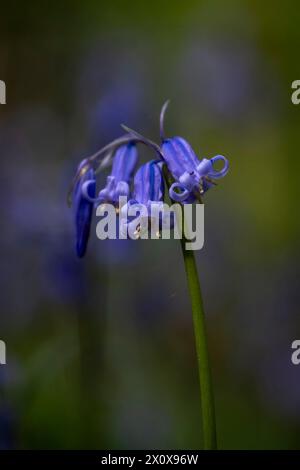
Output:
top-left (162, 165), bottom-right (217, 449)
top-left (180, 238), bottom-right (217, 450)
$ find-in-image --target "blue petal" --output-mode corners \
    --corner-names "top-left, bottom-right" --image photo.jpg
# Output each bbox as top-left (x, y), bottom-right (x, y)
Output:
top-left (161, 137), bottom-right (199, 180)
top-left (73, 168), bottom-right (96, 258)
top-left (99, 143), bottom-right (138, 204)
top-left (133, 160), bottom-right (164, 205)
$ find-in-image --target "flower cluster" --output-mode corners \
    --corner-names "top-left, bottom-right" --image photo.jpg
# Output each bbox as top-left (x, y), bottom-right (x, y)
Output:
top-left (69, 101), bottom-right (229, 257)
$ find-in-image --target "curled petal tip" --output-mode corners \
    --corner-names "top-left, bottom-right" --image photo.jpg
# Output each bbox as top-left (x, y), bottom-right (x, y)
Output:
top-left (209, 155), bottom-right (229, 179)
top-left (169, 182), bottom-right (190, 202)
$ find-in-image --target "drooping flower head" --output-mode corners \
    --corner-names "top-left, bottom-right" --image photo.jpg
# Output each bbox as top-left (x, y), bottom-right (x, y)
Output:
top-left (69, 100), bottom-right (229, 255)
top-left (122, 101), bottom-right (229, 203)
top-left (159, 101), bottom-right (229, 202)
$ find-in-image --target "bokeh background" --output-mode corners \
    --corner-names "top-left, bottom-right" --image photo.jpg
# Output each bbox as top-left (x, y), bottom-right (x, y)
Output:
top-left (1, 0), bottom-right (300, 450)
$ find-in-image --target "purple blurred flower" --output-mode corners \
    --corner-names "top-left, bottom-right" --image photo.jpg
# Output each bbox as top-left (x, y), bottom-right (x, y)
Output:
top-left (77, 42), bottom-right (147, 146)
top-left (178, 38), bottom-right (260, 120)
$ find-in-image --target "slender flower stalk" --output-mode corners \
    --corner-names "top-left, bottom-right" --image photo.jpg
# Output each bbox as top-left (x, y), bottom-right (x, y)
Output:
top-left (180, 237), bottom-right (217, 450)
top-left (164, 167), bottom-right (217, 449)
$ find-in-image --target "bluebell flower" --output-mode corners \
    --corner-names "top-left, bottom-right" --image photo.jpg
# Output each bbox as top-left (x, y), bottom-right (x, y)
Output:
top-left (68, 134), bottom-right (137, 206)
top-left (69, 136), bottom-right (138, 256)
top-left (121, 160), bottom-right (171, 238)
top-left (159, 101), bottom-right (229, 202)
top-left (132, 159), bottom-right (164, 206)
top-left (73, 165), bottom-right (96, 258)
top-left (122, 101), bottom-right (229, 203)
top-left (98, 143), bottom-right (138, 207)
top-left (69, 101), bottom-right (229, 253)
